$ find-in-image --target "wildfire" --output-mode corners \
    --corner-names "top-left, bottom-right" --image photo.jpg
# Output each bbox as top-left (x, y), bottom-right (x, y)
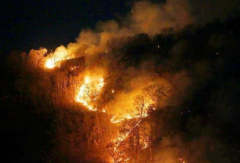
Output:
top-left (44, 46), bottom-right (71, 69)
top-left (74, 76), bottom-right (153, 162)
top-left (108, 96), bottom-right (156, 162)
top-left (111, 115), bottom-right (134, 124)
top-left (110, 102), bottom-right (152, 124)
top-left (115, 119), bottom-right (142, 145)
top-left (75, 76), bottom-right (104, 111)
top-left (39, 48), bottom-right (161, 162)
top-left (110, 118), bottom-right (149, 163)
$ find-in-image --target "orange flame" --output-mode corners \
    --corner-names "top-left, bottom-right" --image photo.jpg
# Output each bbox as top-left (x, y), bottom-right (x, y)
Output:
top-left (44, 46), bottom-right (70, 69)
top-left (111, 114), bottom-right (134, 124)
top-left (76, 76), bottom-right (104, 111)
top-left (45, 58), bottom-right (56, 69)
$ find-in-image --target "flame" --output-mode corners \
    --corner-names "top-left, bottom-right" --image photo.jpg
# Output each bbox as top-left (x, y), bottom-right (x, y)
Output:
top-left (142, 141), bottom-right (148, 149)
top-left (41, 53), bottom-right (158, 162)
top-left (111, 115), bottom-right (134, 123)
top-left (75, 76), bottom-right (152, 162)
top-left (44, 46), bottom-right (71, 69)
top-left (114, 119), bottom-right (142, 146)
top-left (110, 102), bottom-right (151, 124)
top-left (108, 96), bottom-right (155, 162)
top-left (110, 119), bottom-right (144, 162)
top-left (45, 58), bottom-right (55, 69)
top-left (76, 76), bottom-right (104, 111)
top-left (75, 75), bottom-right (153, 163)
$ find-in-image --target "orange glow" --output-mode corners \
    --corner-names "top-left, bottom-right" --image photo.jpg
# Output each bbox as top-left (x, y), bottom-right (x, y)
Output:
top-left (75, 76), bottom-right (104, 111)
top-left (41, 52), bottom-right (161, 162)
top-left (44, 46), bottom-right (70, 69)
top-left (110, 119), bottom-right (144, 162)
top-left (45, 58), bottom-right (55, 69)
top-left (75, 77), bottom-right (153, 162)
top-left (110, 101), bottom-right (152, 123)
top-left (108, 96), bottom-right (155, 162)
top-left (111, 114), bottom-right (134, 123)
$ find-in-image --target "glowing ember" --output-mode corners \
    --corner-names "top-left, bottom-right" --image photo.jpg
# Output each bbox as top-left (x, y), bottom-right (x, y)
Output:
top-left (76, 76), bottom-right (104, 111)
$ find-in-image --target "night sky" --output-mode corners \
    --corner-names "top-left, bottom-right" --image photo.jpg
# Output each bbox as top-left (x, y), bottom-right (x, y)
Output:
top-left (0, 0), bottom-right (130, 51)
top-left (1, 0), bottom-right (239, 51)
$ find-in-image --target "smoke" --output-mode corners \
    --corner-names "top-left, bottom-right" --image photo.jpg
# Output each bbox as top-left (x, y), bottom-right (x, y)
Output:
top-left (130, 0), bottom-right (194, 34)
top-left (105, 69), bottom-right (170, 117)
top-left (49, 0), bottom-right (193, 60)
top-left (44, 0), bottom-right (196, 117)
top-left (104, 64), bottom-right (191, 120)
top-left (43, 0), bottom-right (240, 63)
top-left (49, 0), bottom-right (240, 63)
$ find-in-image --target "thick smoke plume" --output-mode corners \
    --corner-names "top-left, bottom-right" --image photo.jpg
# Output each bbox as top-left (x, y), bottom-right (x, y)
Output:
top-left (48, 0), bottom-right (240, 62)
top-left (49, 0), bottom-right (193, 60)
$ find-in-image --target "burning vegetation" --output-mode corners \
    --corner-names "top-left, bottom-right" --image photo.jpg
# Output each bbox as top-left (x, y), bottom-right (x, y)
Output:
top-left (2, 1), bottom-right (240, 163)
top-left (76, 77), bottom-right (104, 111)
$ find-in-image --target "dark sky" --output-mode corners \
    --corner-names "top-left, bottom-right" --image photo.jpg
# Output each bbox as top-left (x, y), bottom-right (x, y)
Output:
top-left (1, 0), bottom-right (239, 51)
top-left (0, 0), bottom-right (130, 51)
